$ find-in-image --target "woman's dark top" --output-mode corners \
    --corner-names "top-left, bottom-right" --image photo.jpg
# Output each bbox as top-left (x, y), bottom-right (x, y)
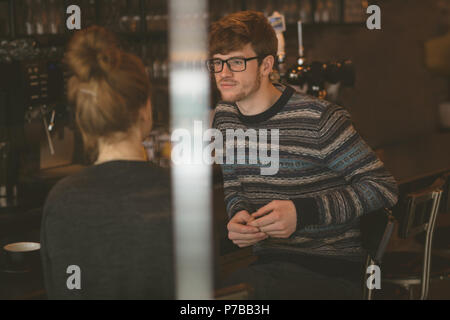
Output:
top-left (40, 160), bottom-right (174, 299)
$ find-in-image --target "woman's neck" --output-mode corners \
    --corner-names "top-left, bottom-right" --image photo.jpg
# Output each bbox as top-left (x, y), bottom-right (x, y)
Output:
top-left (95, 132), bottom-right (146, 165)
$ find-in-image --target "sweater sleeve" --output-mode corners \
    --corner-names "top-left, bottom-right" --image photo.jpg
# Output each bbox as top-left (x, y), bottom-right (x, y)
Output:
top-left (221, 163), bottom-right (254, 219)
top-left (292, 104), bottom-right (399, 229)
top-left (213, 109), bottom-right (253, 219)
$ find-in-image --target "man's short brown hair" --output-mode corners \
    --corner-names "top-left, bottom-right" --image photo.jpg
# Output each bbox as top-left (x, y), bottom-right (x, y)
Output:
top-left (209, 11), bottom-right (277, 60)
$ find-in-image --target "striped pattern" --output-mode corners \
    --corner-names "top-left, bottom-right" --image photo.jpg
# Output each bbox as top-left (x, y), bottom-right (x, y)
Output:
top-left (213, 85), bottom-right (399, 261)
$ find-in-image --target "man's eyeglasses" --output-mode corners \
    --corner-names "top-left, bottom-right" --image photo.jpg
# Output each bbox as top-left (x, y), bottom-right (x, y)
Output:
top-left (206, 56), bottom-right (259, 73)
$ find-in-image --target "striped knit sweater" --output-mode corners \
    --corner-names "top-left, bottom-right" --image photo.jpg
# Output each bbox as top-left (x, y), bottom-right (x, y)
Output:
top-left (213, 84), bottom-right (399, 262)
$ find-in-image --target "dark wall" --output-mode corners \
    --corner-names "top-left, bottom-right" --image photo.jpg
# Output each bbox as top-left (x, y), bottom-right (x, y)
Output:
top-left (283, 0), bottom-right (449, 148)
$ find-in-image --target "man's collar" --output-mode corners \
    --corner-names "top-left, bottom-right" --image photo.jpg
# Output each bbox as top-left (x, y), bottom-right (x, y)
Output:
top-left (233, 84), bottom-right (295, 124)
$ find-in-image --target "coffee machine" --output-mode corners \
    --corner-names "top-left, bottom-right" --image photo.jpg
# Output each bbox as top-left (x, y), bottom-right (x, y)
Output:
top-left (0, 61), bottom-right (22, 209)
top-left (0, 56), bottom-right (73, 210)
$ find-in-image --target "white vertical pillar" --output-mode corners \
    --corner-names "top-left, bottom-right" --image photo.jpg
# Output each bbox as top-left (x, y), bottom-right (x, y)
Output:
top-left (169, 0), bottom-right (212, 299)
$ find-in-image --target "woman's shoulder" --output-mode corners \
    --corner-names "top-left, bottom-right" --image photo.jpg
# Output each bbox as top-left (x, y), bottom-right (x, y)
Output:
top-left (43, 161), bottom-right (170, 214)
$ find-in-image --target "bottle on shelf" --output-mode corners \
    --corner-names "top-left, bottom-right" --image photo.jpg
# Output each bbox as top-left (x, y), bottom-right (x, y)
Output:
top-left (25, 0), bottom-right (35, 35)
top-left (327, 0), bottom-right (340, 23)
top-left (314, 0), bottom-right (323, 23)
top-left (281, 0), bottom-right (298, 25)
top-left (48, 0), bottom-right (63, 34)
top-left (35, 0), bottom-right (46, 35)
top-left (153, 1), bottom-right (163, 31)
top-left (321, 0), bottom-right (330, 23)
top-left (245, 0), bottom-right (259, 12)
top-left (152, 45), bottom-right (162, 81)
top-left (48, 0), bottom-right (57, 34)
top-left (263, 0), bottom-right (275, 18)
top-left (119, 2), bottom-right (131, 32)
top-left (128, 0), bottom-right (142, 33)
top-left (104, 0), bottom-right (123, 32)
top-left (299, 0), bottom-right (312, 24)
top-left (160, 0), bottom-right (168, 31)
top-left (160, 45), bottom-right (169, 80)
top-left (143, 41), bottom-right (153, 79)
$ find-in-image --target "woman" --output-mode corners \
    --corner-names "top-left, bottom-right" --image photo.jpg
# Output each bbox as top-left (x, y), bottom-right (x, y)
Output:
top-left (40, 26), bottom-right (174, 299)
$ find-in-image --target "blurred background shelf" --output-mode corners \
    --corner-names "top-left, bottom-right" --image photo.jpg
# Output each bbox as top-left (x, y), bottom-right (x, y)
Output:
top-left (0, 0), bottom-right (374, 41)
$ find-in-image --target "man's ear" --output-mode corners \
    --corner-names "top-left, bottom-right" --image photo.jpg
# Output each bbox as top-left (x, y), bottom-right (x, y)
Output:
top-left (260, 55), bottom-right (275, 77)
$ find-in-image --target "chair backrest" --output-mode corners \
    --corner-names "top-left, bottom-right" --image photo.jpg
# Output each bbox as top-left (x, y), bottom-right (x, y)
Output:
top-left (397, 177), bottom-right (445, 239)
top-left (360, 208), bottom-right (395, 265)
top-left (439, 172), bottom-right (450, 214)
top-left (395, 177), bottom-right (445, 300)
top-left (360, 207), bottom-right (396, 300)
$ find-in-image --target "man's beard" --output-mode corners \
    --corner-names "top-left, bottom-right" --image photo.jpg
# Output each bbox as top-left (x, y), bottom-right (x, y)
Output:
top-left (220, 70), bottom-right (262, 103)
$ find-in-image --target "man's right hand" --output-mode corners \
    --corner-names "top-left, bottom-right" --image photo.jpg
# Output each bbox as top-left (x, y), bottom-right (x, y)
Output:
top-left (227, 210), bottom-right (268, 248)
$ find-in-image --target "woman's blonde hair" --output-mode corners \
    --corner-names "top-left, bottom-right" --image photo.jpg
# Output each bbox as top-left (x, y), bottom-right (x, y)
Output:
top-left (66, 26), bottom-right (151, 161)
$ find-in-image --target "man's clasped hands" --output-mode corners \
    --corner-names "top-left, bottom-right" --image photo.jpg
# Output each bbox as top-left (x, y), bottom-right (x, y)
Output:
top-left (227, 200), bottom-right (298, 248)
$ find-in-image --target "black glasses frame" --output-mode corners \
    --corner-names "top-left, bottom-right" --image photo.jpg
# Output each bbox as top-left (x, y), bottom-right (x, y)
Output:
top-left (206, 56), bottom-right (260, 73)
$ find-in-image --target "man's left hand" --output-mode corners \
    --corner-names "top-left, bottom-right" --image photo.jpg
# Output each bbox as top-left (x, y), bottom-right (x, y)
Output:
top-left (247, 200), bottom-right (297, 239)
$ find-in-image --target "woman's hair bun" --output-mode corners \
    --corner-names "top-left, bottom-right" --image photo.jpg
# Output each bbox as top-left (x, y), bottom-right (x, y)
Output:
top-left (66, 25), bottom-right (120, 82)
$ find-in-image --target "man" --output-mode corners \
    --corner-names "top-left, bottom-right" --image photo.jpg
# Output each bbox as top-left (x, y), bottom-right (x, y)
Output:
top-left (209, 11), bottom-right (399, 299)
